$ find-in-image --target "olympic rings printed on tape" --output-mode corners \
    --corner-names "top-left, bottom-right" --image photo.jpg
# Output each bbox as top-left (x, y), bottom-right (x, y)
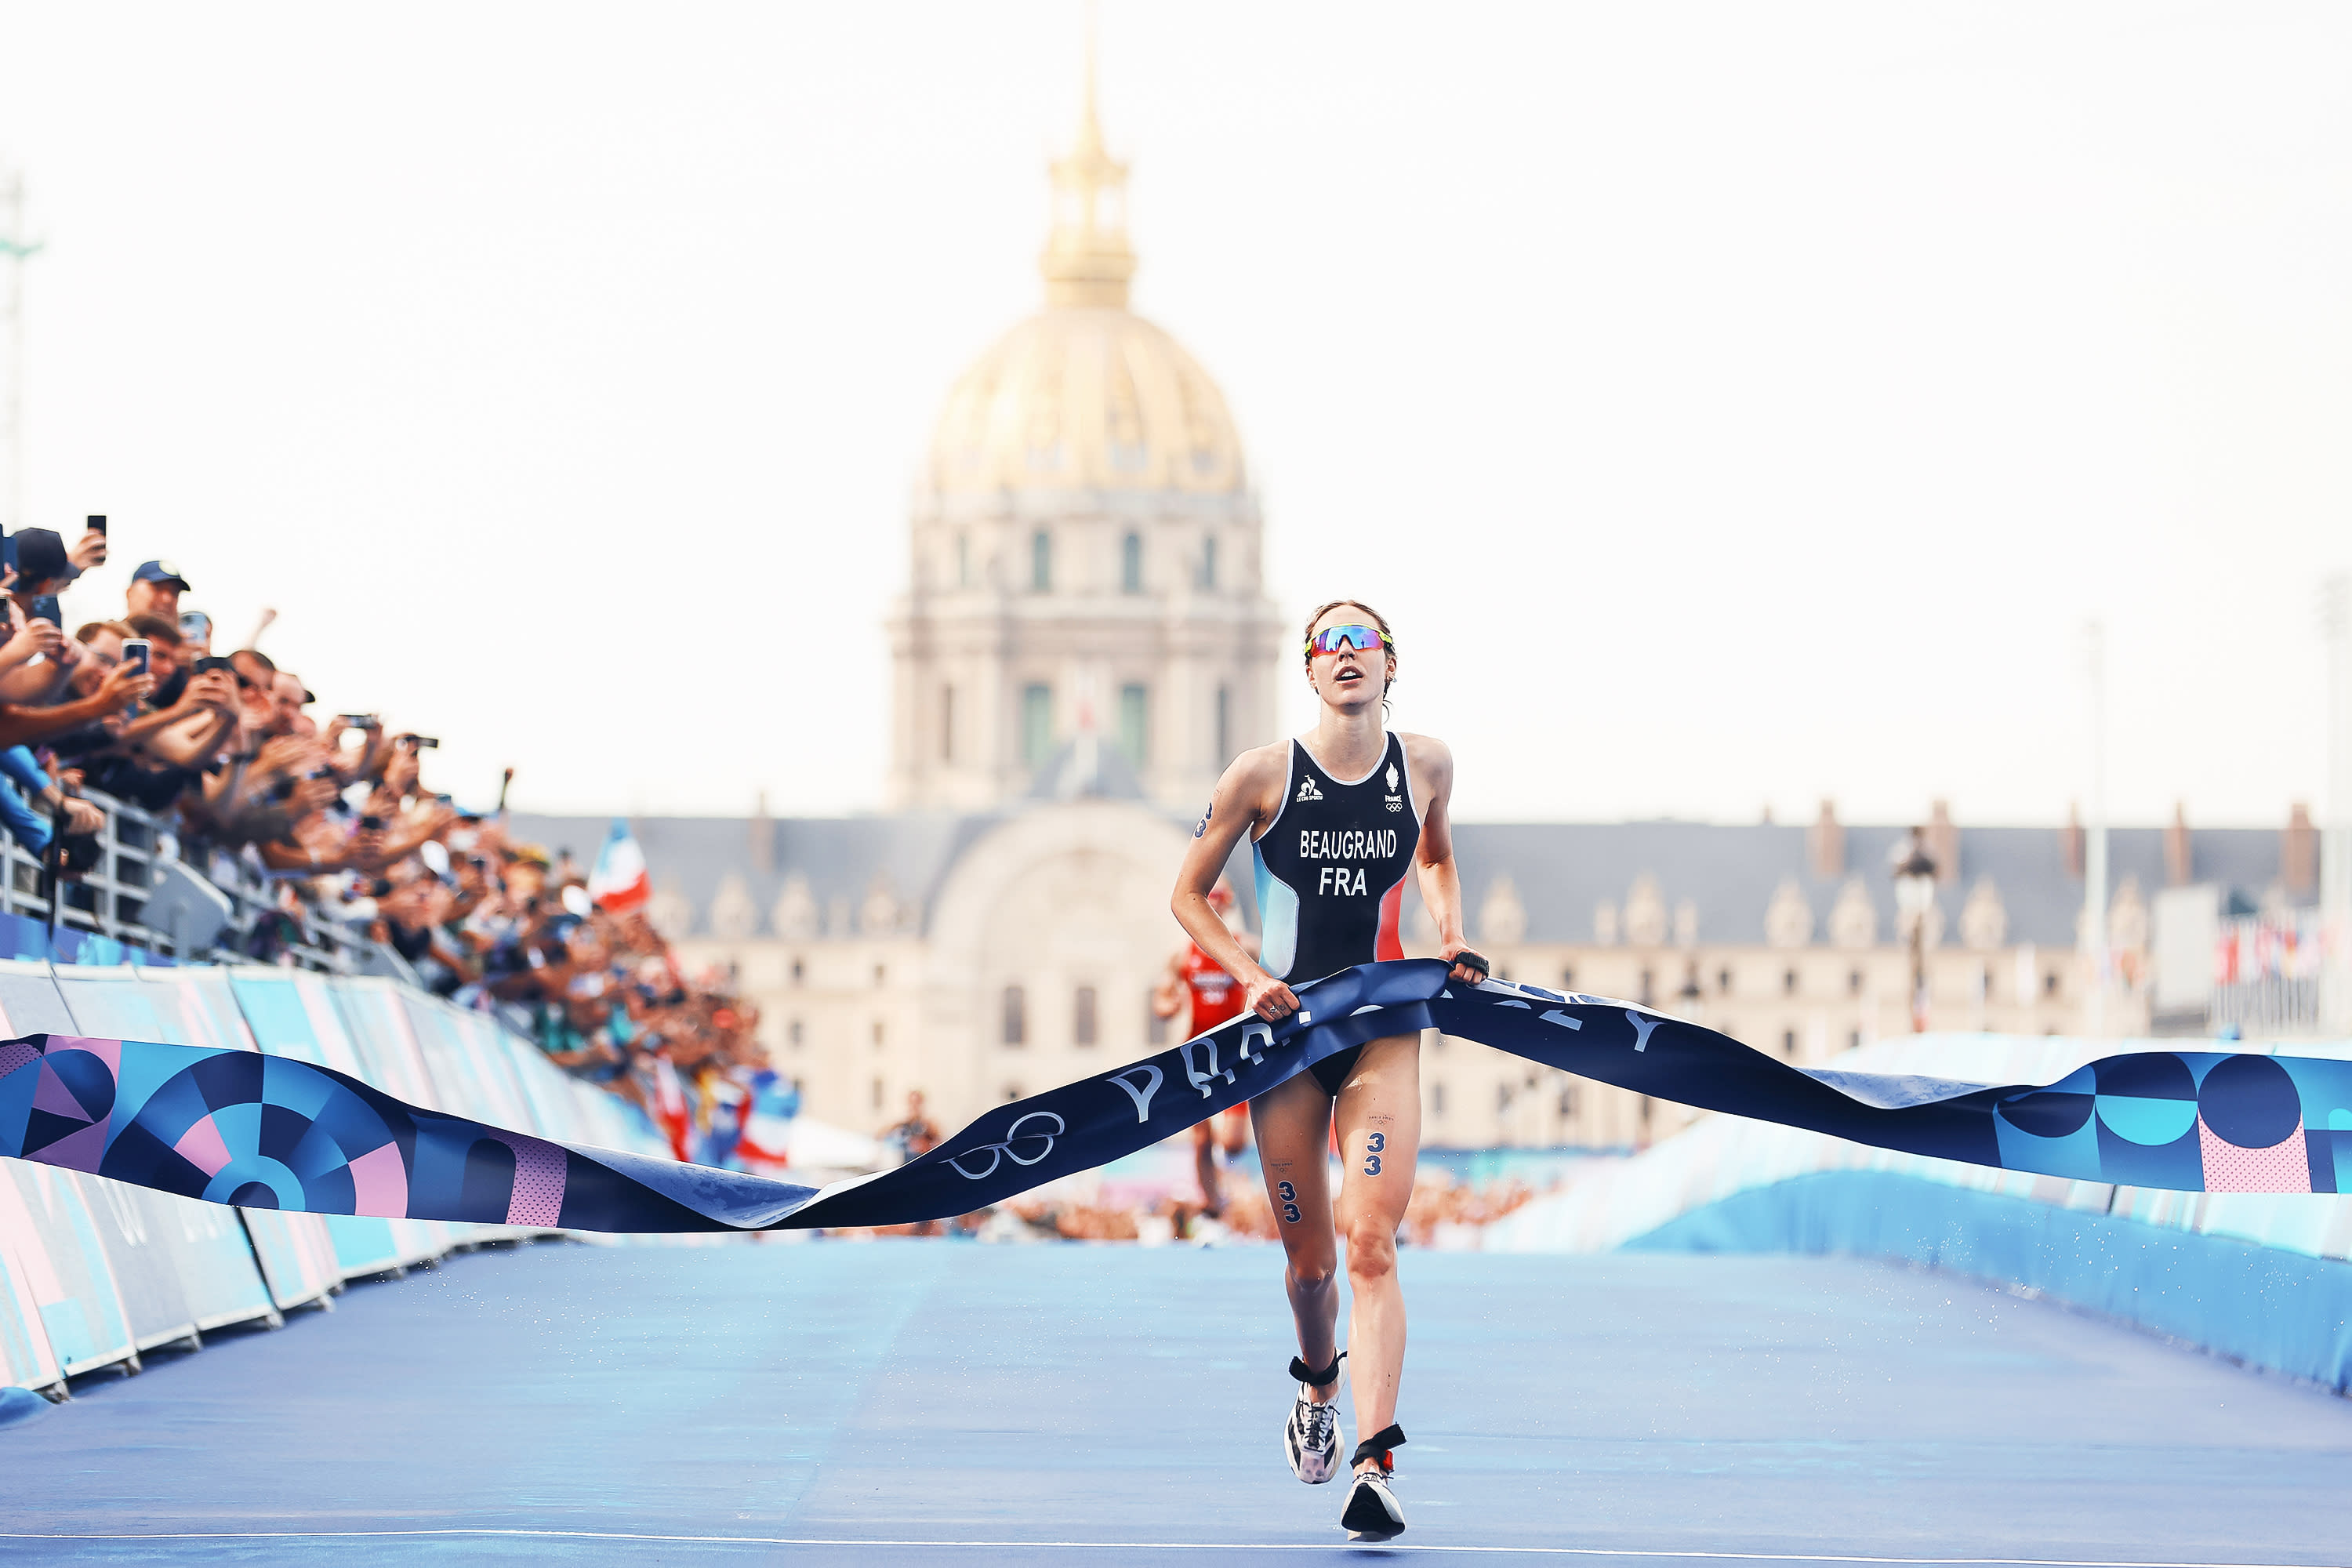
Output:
top-left (946, 1111), bottom-right (1065, 1180)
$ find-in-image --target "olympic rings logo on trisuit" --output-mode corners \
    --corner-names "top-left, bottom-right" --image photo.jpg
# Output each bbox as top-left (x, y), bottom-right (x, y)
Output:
top-left (945, 1111), bottom-right (1065, 1180)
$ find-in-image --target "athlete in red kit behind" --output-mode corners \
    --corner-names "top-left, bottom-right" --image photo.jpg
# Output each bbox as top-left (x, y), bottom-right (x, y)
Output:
top-left (1151, 880), bottom-right (1255, 1218)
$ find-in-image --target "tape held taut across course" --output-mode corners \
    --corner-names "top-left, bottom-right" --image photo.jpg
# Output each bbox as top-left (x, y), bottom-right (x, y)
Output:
top-left (3, 960), bottom-right (2348, 1233)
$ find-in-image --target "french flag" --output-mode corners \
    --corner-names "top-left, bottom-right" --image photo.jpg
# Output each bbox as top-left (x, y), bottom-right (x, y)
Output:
top-left (589, 818), bottom-right (652, 913)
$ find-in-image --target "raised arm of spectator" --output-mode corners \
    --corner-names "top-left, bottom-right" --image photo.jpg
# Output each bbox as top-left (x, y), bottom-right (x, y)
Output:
top-left (0, 661), bottom-right (154, 748)
top-left (0, 615), bottom-right (70, 701)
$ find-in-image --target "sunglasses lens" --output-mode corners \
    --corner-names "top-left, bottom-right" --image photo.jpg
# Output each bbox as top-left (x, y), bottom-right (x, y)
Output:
top-left (1310, 625), bottom-right (1383, 655)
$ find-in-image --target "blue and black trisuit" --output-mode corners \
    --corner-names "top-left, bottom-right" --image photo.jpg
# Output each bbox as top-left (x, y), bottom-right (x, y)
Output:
top-left (1250, 731), bottom-right (1421, 1098)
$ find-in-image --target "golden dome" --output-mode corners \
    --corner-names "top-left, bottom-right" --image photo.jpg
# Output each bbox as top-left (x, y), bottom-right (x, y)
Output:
top-left (927, 310), bottom-right (1246, 498)
top-left (923, 50), bottom-right (1247, 499)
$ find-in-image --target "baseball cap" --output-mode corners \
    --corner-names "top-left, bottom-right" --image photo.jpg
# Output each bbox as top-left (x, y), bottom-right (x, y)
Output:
top-left (132, 560), bottom-right (192, 592)
top-left (12, 529), bottom-right (68, 586)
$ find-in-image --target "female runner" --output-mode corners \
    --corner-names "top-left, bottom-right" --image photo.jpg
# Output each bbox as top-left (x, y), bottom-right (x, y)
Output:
top-left (1170, 600), bottom-right (1486, 1542)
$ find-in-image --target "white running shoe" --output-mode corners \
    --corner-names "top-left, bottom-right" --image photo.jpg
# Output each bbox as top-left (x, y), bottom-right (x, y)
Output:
top-left (1282, 1356), bottom-right (1343, 1484)
top-left (1341, 1426), bottom-right (1406, 1541)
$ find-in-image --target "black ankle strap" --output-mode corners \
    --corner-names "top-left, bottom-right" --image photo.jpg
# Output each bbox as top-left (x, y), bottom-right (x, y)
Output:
top-left (1351, 1425), bottom-right (1406, 1468)
top-left (1289, 1351), bottom-right (1345, 1387)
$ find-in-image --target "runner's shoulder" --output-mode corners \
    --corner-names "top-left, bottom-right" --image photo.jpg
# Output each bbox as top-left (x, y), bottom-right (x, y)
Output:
top-left (1395, 731), bottom-right (1453, 770)
top-left (1218, 739), bottom-right (1293, 800)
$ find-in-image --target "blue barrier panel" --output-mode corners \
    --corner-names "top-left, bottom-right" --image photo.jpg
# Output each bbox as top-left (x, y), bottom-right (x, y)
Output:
top-left (139, 965), bottom-right (258, 1054)
top-left (0, 1163), bottom-right (135, 1377)
top-left (328, 979), bottom-right (446, 1110)
top-left (394, 991), bottom-right (536, 1134)
top-left (69, 1173), bottom-right (201, 1352)
top-left (474, 1012), bottom-right (583, 1142)
top-left (0, 1196), bottom-right (61, 1390)
top-left (0, 960), bottom-right (75, 1036)
top-left (225, 970), bottom-right (451, 1276)
top-left (48, 966), bottom-right (173, 1043)
top-left (445, 1004), bottom-right (548, 1135)
top-left (1628, 1167), bottom-right (2352, 1393)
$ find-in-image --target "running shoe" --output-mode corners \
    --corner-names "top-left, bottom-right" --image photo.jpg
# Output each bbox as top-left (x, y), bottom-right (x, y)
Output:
top-left (1283, 1355), bottom-right (1343, 1484)
top-left (1341, 1426), bottom-right (1406, 1541)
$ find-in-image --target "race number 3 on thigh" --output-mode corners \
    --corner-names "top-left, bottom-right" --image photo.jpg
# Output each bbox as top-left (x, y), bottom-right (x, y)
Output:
top-left (1336, 1033), bottom-right (1420, 1217)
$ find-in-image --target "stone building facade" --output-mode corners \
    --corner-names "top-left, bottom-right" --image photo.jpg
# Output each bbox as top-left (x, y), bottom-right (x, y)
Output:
top-left (507, 74), bottom-right (2324, 1150)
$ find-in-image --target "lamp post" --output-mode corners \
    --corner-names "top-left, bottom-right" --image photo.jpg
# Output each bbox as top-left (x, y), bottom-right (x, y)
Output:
top-left (2323, 574), bottom-right (2350, 1036)
top-left (2082, 620), bottom-right (2109, 1037)
top-left (1893, 828), bottom-right (1937, 1033)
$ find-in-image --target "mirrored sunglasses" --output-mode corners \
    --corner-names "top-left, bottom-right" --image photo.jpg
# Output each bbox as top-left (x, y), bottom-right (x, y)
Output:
top-left (1305, 624), bottom-right (1392, 657)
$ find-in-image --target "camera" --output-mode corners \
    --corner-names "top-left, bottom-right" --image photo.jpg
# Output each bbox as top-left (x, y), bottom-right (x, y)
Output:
top-left (56, 833), bottom-right (102, 876)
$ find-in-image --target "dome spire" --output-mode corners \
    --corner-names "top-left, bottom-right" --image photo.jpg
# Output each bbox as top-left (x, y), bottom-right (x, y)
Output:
top-left (1040, 11), bottom-right (1135, 310)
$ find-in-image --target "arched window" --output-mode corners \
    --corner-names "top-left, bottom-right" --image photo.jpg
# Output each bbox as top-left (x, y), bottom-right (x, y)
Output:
top-left (956, 533), bottom-right (971, 587)
top-left (1002, 985), bottom-right (1026, 1046)
top-left (1120, 532), bottom-right (1142, 593)
top-left (1215, 684), bottom-right (1231, 762)
top-left (939, 684), bottom-right (954, 763)
top-left (1073, 985), bottom-right (1098, 1046)
top-left (1199, 534), bottom-right (1218, 590)
top-left (1031, 529), bottom-right (1052, 591)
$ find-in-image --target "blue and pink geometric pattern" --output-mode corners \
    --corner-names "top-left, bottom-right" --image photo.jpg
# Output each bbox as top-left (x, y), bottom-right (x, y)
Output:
top-left (4, 961), bottom-right (2349, 1235)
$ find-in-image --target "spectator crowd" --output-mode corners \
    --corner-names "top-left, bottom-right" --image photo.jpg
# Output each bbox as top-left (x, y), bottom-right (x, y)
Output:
top-left (0, 521), bottom-right (774, 1167)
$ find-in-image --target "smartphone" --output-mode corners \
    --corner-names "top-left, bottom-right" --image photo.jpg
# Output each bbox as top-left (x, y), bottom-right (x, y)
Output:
top-left (358, 815), bottom-right (385, 831)
top-left (178, 610), bottom-right (211, 642)
top-left (120, 637), bottom-right (151, 713)
top-left (399, 734), bottom-right (441, 750)
top-left (28, 594), bottom-right (60, 628)
top-left (86, 515), bottom-right (107, 537)
top-left (338, 713), bottom-right (379, 729)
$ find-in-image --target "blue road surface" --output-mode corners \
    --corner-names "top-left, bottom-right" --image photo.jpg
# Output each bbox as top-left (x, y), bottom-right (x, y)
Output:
top-left (2, 1241), bottom-right (2348, 1566)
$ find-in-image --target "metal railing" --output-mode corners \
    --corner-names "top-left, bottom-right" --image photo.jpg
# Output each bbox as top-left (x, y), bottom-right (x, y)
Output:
top-left (0, 786), bottom-right (405, 975)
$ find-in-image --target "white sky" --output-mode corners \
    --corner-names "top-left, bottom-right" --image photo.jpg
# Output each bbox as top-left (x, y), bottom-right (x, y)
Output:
top-left (0, 2), bottom-right (2344, 829)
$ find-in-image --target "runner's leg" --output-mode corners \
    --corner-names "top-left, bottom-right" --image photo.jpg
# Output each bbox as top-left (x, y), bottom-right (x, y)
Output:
top-left (1251, 1071), bottom-right (1338, 1396)
top-left (1192, 1119), bottom-right (1224, 1217)
top-left (1331, 1031), bottom-right (1421, 1459)
top-left (1219, 1105), bottom-right (1252, 1160)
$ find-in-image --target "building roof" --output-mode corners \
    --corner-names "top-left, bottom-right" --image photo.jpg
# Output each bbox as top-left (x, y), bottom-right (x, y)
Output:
top-left (1436, 822), bottom-right (2285, 950)
top-left (506, 810), bottom-right (2300, 950)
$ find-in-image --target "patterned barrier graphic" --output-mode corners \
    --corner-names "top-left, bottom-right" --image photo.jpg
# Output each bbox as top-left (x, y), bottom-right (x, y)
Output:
top-left (17, 962), bottom-right (2352, 1247)
top-left (1, 946), bottom-right (669, 1393)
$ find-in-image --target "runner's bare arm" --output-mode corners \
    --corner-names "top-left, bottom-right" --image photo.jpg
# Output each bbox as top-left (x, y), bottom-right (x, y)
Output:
top-left (1403, 735), bottom-right (1485, 984)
